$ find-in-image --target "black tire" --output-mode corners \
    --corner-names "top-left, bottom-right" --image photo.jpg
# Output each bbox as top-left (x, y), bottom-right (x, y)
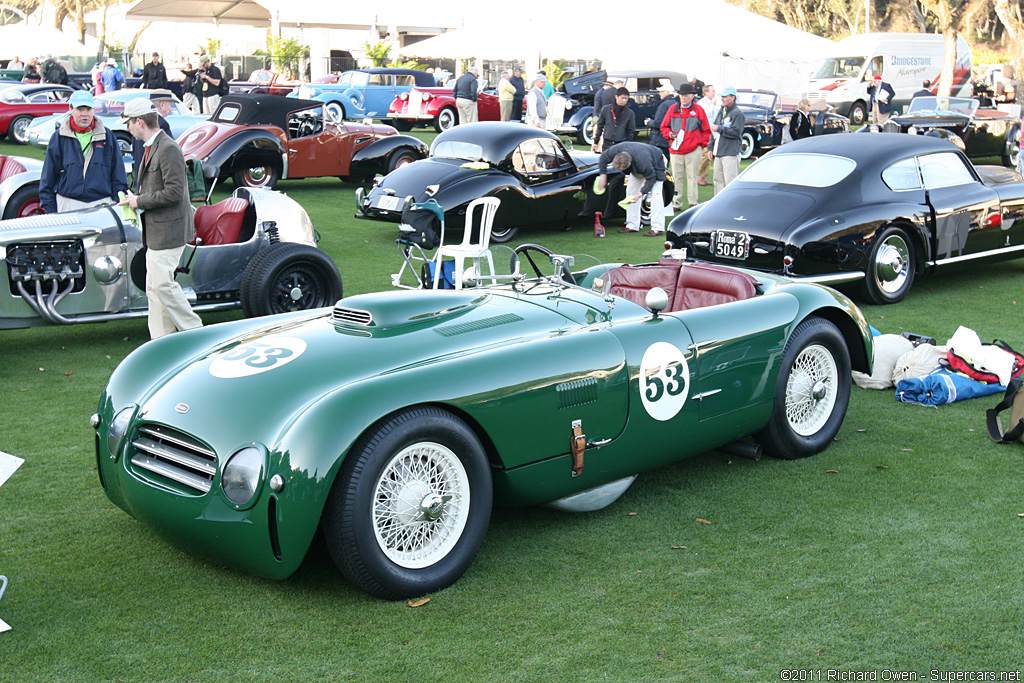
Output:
top-left (434, 106), bottom-right (457, 132)
top-left (388, 148), bottom-right (419, 173)
top-left (1002, 128), bottom-right (1020, 168)
top-left (861, 225), bottom-right (915, 305)
top-left (115, 132), bottom-right (133, 158)
top-left (756, 317), bottom-right (851, 460)
top-left (740, 131), bottom-right (755, 160)
top-left (323, 406), bottom-right (493, 599)
top-left (489, 224), bottom-right (518, 244)
top-left (9, 115), bottom-right (33, 145)
top-left (240, 243), bottom-right (343, 317)
top-left (233, 165), bottom-right (280, 190)
top-left (2, 183), bottom-right (43, 220)
top-left (848, 101), bottom-right (867, 127)
top-left (577, 114), bottom-right (596, 146)
top-left (391, 119), bottom-right (413, 132)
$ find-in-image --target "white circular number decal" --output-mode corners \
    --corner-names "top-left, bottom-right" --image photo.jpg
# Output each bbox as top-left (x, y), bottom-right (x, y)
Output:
top-left (209, 336), bottom-right (307, 378)
top-left (639, 342), bottom-right (690, 421)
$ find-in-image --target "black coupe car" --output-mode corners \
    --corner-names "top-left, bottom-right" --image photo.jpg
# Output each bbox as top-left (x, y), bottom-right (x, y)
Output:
top-left (666, 133), bottom-right (1024, 304)
top-left (870, 96), bottom-right (1021, 168)
top-left (356, 122), bottom-right (673, 243)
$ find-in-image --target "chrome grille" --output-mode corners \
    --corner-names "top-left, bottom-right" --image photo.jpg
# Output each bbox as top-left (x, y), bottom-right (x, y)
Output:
top-left (332, 306), bottom-right (373, 326)
top-left (130, 425), bottom-right (217, 494)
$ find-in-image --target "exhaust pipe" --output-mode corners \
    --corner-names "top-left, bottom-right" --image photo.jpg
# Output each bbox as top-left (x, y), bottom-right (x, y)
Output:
top-left (716, 440), bottom-right (762, 461)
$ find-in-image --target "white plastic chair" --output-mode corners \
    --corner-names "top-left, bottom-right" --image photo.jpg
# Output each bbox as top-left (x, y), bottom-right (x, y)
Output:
top-left (432, 197), bottom-right (501, 289)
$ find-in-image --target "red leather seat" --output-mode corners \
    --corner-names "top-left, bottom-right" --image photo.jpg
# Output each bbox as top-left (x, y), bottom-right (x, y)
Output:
top-left (674, 262), bottom-right (758, 311)
top-left (606, 259), bottom-right (758, 312)
top-left (193, 197), bottom-right (249, 245)
top-left (0, 156), bottom-right (26, 184)
top-left (606, 263), bottom-right (680, 309)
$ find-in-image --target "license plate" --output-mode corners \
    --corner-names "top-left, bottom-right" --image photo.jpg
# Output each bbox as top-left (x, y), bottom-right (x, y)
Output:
top-left (712, 230), bottom-right (749, 260)
top-left (375, 195), bottom-right (402, 211)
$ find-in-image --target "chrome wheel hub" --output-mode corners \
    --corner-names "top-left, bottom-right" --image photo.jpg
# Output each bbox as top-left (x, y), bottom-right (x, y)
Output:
top-left (874, 235), bottom-right (910, 294)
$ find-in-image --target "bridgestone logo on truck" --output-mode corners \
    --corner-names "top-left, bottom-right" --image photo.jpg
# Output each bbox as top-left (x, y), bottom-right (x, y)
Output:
top-left (890, 56), bottom-right (933, 66)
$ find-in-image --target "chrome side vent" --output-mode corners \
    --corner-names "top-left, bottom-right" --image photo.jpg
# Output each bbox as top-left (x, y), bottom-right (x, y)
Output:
top-left (129, 425), bottom-right (217, 495)
top-left (556, 377), bottom-right (600, 409)
top-left (332, 306), bottom-right (373, 327)
top-left (434, 313), bottom-right (524, 337)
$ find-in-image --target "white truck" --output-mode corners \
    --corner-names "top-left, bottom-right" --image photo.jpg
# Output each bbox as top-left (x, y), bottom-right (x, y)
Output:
top-left (801, 33), bottom-right (972, 125)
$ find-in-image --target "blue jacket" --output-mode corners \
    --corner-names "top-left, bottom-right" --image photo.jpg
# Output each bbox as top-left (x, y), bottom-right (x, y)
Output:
top-left (453, 73), bottom-right (478, 101)
top-left (100, 65), bottom-right (124, 92)
top-left (39, 117), bottom-right (128, 214)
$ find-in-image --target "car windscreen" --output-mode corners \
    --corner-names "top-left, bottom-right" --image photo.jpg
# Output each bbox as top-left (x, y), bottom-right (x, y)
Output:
top-left (431, 140), bottom-right (485, 162)
top-left (739, 153), bottom-right (856, 187)
top-left (812, 57), bottom-right (864, 79)
top-left (339, 71), bottom-right (369, 87)
top-left (907, 96), bottom-right (978, 116)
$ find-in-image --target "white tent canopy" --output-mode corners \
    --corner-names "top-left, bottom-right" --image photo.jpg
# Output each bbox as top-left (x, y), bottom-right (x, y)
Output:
top-left (397, 0), bottom-right (834, 97)
top-left (0, 24), bottom-right (98, 59)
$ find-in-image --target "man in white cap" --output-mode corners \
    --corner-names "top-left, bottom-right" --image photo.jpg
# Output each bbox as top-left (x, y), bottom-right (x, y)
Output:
top-left (708, 86), bottom-right (745, 194)
top-left (120, 98), bottom-right (203, 339)
top-left (39, 90), bottom-right (128, 214)
top-left (100, 58), bottom-right (124, 92)
top-left (453, 67), bottom-right (479, 124)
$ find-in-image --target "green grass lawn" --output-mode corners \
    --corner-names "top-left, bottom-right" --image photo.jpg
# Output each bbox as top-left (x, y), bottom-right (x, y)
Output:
top-left (2, 134), bottom-right (1024, 682)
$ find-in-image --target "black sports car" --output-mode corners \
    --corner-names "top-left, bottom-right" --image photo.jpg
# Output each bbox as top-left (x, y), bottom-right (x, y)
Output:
top-left (666, 132), bottom-right (1024, 304)
top-left (736, 89), bottom-right (850, 159)
top-left (868, 95), bottom-right (1021, 168)
top-left (355, 122), bottom-right (673, 243)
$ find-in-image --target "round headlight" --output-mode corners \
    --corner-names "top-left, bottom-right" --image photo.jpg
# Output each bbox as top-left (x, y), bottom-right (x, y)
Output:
top-left (222, 446), bottom-right (263, 506)
top-left (907, 126), bottom-right (918, 135)
top-left (107, 406), bottom-right (135, 459)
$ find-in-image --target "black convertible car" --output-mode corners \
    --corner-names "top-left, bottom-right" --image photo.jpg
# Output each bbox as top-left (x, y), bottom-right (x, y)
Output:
top-left (870, 96), bottom-right (1021, 168)
top-left (736, 89), bottom-right (850, 159)
top-left (666, 133), bottom-right (1024, 304)
top-left (356, 122), bottom-right (673, 243)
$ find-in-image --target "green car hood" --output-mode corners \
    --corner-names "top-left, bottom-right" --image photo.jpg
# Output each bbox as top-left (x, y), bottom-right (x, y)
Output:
top-left (112, 286), bottom-right (628, 462)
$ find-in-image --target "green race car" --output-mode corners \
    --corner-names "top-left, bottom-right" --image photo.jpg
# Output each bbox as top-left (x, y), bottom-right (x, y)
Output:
top-left (92, 246), bottom-right (872, 599)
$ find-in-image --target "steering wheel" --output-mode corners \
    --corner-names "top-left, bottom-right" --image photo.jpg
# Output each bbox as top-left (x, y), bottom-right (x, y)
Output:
top-left (511, 244), bottom-right (576, 285)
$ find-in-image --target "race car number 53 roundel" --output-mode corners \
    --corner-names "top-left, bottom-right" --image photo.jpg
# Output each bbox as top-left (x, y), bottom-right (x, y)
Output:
top-left (639, 342), bottom-right (690, 421)
top-left (209, 337), bottom-right (307, 378)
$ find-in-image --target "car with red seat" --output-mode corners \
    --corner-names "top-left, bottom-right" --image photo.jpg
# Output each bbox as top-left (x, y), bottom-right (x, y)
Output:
top-left (179, 93), bottom-right (428, 189)
top-left (0, 186), bottom-right (342, 329)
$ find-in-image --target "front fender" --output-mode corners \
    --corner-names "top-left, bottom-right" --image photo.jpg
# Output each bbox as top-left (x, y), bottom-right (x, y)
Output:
top-left (199, 130), bottom-right (286, 179)
top-left (566, 107), bottom-right (595, 130)
top-left (349, 135), bottom-right (428, 177)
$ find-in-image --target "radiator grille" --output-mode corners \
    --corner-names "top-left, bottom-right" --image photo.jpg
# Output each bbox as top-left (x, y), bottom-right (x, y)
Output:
top-left (129, 425), bottom-right (217, 495)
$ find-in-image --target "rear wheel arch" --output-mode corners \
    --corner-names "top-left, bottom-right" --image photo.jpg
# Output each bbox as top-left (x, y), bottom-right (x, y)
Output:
top-left (805, 307), bottom-right (871, 374)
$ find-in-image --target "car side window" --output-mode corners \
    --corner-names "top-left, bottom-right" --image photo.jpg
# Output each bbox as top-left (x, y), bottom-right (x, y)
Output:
top-left (881, 158), bottom-right (923, 191)
top-left (918, 152), bottom-right (975, 190)
top-left (395, 75), bottom-right (415, 87)
top-left (368, 74), bottom-right (389, 86)
top-left (512, 139), bottom-right (549, 176)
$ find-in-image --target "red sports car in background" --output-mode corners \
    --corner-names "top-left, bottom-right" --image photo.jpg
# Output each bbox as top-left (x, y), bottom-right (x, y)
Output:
top-left (178, 94), bottom-right (428, 189)
top-left (0, 84), bottom-right (75, 144)
top-left (388, 87), bottom-right (506, 132)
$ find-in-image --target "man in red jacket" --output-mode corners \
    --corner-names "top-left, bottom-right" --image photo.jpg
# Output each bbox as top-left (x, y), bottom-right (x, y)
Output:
top-left (660, 83), bottom-right (710, 213)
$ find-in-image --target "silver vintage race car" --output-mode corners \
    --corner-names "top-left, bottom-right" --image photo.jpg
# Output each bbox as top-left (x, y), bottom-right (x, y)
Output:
top-left (1, 186), bottom-right (343, 329)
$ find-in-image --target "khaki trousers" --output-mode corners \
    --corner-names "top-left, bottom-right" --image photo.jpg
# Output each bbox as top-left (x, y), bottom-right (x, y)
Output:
top-left (456, 98), bottom-right (478, 124)
top-left (670, 148), bottom-right (702, 210)
top-left (146, 245), bottom-right (203, 339)
top-left (713, 154), bottom-right (740, 195)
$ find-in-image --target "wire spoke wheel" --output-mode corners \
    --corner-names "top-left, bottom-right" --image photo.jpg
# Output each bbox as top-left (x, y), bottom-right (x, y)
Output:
top-left (372, 442), bottom-right (470, 569)
top-left (785, 343), bottom-right (839, 437)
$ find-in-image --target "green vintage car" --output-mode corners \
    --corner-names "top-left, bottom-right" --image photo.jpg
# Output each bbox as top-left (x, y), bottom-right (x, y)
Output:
top-left (92, 247), bottom-right (872, 599)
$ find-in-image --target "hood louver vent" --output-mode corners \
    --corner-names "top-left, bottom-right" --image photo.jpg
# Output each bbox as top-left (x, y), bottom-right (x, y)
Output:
top-left (434, 313), bottom-right (524, 337)
top-left (332, 306), bottom-right (373, 327)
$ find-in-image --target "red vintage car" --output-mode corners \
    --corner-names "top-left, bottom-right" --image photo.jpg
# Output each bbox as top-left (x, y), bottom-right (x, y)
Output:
top-left (0, 84), bottom-right (75, 144)
top-left (388, 87), bottom-right (506, 132)
top-left (228, 69), bottom-right (304, 97)
top-left (178, 94), bottom-right (428, 189)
